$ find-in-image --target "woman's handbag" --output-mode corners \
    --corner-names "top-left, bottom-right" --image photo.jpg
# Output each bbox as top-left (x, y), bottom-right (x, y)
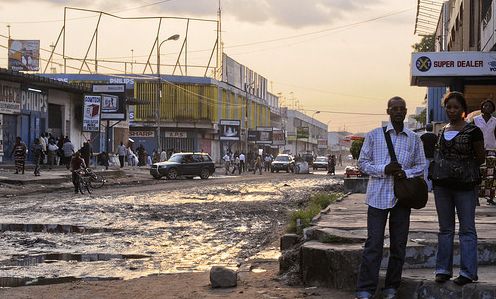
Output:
top-left (383, 128), bottom-right (428, 209)
top-left (429, 149), bottom-right (480, 184)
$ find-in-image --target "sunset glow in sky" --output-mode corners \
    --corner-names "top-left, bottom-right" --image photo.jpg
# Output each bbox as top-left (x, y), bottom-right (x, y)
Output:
top-left (0, 0), bottom-right (426, 133)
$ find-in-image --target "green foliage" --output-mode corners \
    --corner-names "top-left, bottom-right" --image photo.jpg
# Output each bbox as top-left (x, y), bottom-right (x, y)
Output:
top-left (350, 139), bottom-right (364, 160)
top-left (412, 34), bottom-right (435, 52)
top-left (287, 193), bottom-right (341, 234)
top-left (412, 108), bottom-right (427, 126)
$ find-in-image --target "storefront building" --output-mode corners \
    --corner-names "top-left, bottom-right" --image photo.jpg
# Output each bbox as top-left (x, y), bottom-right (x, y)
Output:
top-left (0, 69), bottom-right (88, 162)
top-left (412, 0), bottom-right (496, 120)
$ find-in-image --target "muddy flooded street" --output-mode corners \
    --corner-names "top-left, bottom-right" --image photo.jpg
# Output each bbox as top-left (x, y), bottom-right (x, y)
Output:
top-left (0, 173), bottom-right (341, 287)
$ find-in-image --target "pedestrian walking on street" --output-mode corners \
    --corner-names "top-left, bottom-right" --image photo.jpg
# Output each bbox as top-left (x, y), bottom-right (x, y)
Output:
top-left (47, 139), bottom-right (58, 170)
top-left (355, 96), bottom-right (426, 299)
top-left (327, 154), bottom-right (336, 175)
top-left (11, 137), bottom-right (27, 175)
top-left (32, 138), bottom-right (43, 176)
top-left (264, 154), bottom-right (272, 172)
top-left (239, 152), bottom-right (246, 173)
top-left (160, 148), bottom-right (167, 162)
top-left (473, 99), bottom-right (496, 205)
top-left (223, 153), bottom-right (231, 175)
top-left (70, 151), bottom-right (87, 194)
top-left (62, 138), bottom-right (75, 170)
top-left (338, 154), bottom-right (342, 166)
top-left (80, 141), bottom-right (92, 168)
top-left (254, 155), bottom-right (263, 175)
top-left (118, 142), bottom-right (127, 168)
top-left (430, 92), bottom-right (485, 286)
top-left (231, 155), bottom-right (240, 175)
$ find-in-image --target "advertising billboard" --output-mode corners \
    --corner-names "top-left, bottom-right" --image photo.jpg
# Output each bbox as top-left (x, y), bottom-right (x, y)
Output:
top-left (318, 139), bottom-right (328, 149)
top-left (247, 129), bottom-right (258, 142)
top-left (297, 127), bottom-right (309, 139)
top-left (219, 119), bottom-right (241, 141)
top-left (82, 95), bottom-right (101, 132)
top-left (92, 84), bottom-right (126, 120)
top-left (8, 40), bottom-right (40, 71)
top-left (272, 130), bottom-right (286, 146)
top-left (256, 126), bottom-right (272, 144)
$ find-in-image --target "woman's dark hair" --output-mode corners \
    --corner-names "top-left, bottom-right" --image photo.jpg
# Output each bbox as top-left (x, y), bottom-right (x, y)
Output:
top-left (442, 91), bottom-right (468, 113)
top-left (481, 99), bottom-right (496, 112)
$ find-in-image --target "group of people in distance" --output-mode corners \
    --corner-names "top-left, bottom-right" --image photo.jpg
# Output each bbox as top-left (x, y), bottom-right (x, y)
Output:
top-left (356, 92), bottom-right (490, 299)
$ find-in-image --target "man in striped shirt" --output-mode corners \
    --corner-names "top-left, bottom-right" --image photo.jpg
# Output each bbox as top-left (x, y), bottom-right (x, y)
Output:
top-left (355, 97), bottom-right (426, 299)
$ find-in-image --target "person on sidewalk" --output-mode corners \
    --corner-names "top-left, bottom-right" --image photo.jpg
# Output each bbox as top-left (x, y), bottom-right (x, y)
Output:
top-left (80, 141), bottom-right (92, 168)
top-left (118, 142), bottom-right (127, 168)
top-left (253, 155), bottom-right (263, 175)
top-left (32, 138), bottom-right (43, 176)
top-left (47, 139), bottom-right (58, 170)
top-left (355, 97), bottom-right (426, 299)
top-left (473, 99), bottom-right (496, 205)
top-left (11, 137), bottom-right (27, 175)
top-left (431, 92), bottom-right (485, 286)
top-left (420, 123), bottom-right (437, 192)
top-left (62, 138), bottom-right (75, 170)
top-left (239, 152), bottom-right (246, 173)
top-left (223, 153), bottom-right (231, 175)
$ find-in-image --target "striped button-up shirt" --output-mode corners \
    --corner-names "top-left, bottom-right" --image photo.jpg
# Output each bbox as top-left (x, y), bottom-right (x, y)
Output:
top-left (358, 123), bottom-right (426, 209)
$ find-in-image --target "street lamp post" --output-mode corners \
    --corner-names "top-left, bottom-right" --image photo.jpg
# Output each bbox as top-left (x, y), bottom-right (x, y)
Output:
top-left (156, 34), bottom-right (180, 152)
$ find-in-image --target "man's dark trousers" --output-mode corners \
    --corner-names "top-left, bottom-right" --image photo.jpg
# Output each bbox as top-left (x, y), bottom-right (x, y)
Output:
top-left (356, 204), bottom-right (411, 295)
top-left (119, 155), bottom-right (125, 168)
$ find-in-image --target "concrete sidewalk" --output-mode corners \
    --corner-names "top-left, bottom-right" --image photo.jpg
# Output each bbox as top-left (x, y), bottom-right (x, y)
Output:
top-left (297, 192), bottom-right (496, 298)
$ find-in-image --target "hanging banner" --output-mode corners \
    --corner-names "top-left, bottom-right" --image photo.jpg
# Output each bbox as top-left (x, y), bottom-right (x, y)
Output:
top-left (219, 119), bottom-right (240, 141)
top-left (272, 130), bottom-right (286, 146)
top-left (8, 40), bottom-right (40, 71)
top-left (82, 95), bottom-right (101, 132)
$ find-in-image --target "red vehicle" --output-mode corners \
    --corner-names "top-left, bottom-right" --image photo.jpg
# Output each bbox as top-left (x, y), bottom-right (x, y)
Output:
top-left (345, 166), bottom-right (364, 178)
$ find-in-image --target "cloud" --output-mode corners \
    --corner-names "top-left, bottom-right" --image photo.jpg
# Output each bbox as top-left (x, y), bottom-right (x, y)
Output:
top-left (6, 0), bottom-right (383, 28)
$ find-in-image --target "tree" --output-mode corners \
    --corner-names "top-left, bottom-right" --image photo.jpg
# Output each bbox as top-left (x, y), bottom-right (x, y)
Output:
top-left (412, 34), bottom-right (435, 52)
top-left (412, 108), bottom-right (427, 126)
top-left (350, 139), bottom-right (364, 160)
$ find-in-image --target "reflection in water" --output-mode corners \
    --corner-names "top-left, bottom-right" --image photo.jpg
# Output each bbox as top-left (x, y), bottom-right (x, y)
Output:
top-left (0, 223), bottom-right (120, 234)
top-left (0, 177), bottom-right (339, 288)
top-left (0, 276), bottom-right (120, 288)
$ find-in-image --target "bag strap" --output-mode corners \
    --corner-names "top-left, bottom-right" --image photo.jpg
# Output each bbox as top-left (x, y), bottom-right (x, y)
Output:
top-left (383, 127), bottom-right (398, 163)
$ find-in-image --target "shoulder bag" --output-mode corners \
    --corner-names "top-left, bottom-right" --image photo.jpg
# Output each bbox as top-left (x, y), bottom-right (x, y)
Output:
top-left (429, 127), bottom-right (480, 184)
top-left (383, 127), bottom-right (428, 209)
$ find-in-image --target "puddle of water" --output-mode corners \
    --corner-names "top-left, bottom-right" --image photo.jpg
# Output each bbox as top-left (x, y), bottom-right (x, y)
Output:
top-left (0, 223), bottom-right (120, 234)
top-left (0, 276), bottom-right (120, 288)
top-left (1, 253), bottom-right (150, 267)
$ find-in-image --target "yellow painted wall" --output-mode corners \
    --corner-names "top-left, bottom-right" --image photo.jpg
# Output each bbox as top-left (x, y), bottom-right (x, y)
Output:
top-left (134, 81), bottom-right (271, 126)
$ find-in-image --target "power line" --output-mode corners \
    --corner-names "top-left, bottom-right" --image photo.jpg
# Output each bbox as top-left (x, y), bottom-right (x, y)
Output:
top-left (0, 0), bottom-right (177, 24)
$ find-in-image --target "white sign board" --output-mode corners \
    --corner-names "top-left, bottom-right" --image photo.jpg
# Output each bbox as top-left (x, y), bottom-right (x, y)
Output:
top-left (92, 84), bottom-right (125, 93)
top-left (82, 95), bottom-right (101, 132)
top-left (411, 51), bottom-right (496, 77)
top-left (164, 131), bottom-right (187, 138)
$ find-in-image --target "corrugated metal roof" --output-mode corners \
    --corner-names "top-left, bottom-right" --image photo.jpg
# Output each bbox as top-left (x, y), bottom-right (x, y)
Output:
top-left (414, 0), bottom-right (444, 35)
top-left (0, 68), bottom-right (90, 93)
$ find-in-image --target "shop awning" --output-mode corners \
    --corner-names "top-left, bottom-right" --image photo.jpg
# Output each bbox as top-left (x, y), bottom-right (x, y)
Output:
top-left (411, 51), bottom-right (496, 86)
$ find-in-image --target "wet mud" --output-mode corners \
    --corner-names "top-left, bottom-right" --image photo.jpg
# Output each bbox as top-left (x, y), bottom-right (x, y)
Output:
top-left (0, 174), bottom-right (341, 287)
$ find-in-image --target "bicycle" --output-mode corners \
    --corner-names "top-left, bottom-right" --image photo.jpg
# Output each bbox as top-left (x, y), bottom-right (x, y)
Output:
top-left (75, 170), bottom-right (92, 194)
top-left (84, 168), bottom-right (106, 189)
top-left (74, 168), bottom-right (106, 194)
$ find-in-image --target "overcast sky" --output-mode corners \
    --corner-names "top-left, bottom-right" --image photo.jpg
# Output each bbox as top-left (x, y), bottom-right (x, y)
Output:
top-left (0, 0), bottom-right (426, 132)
